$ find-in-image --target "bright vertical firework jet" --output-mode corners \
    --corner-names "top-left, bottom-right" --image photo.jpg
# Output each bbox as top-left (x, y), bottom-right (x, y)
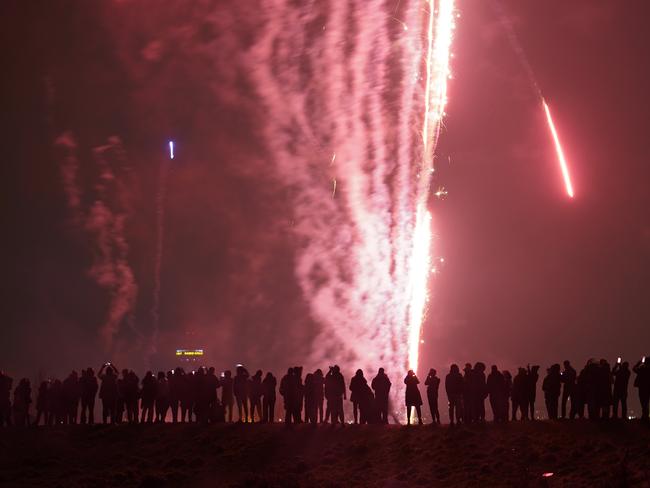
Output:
top-left (247, 0), bottom-right (456, 416)
top-left (408, 0), bottom-right (456, 373)
top-left (542, 100), bottom-right (574, 198)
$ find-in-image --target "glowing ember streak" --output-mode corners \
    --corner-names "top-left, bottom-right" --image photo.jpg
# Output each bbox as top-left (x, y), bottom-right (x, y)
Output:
top-left (542, 100), bottom-right (574, 198)
top-left (168, 140), bottom-right (174, 160)
top-left (408, 0), bottom-right (455, 373)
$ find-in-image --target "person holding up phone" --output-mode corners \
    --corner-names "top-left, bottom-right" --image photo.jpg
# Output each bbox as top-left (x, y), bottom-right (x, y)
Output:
top-left (633, 356), bottom-right (650, 422)
top-left (612, 359), bottom-right (630, 419)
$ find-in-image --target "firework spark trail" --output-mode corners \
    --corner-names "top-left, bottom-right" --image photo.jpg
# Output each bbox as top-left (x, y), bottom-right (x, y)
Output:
top-left (249, 0), bottom-right (453, 414)
top-left (151, 152), bottom-right (172, 355)
top-left (543, 100), bottom-right (574, 198)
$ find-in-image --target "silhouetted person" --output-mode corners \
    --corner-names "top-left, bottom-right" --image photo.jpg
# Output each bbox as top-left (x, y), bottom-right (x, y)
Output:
top-left (98, 363), bottom-right (119, 424)
top-left (574, 365), bottom-right (587, 419)
top-left (80, 368), bottom-right (98, 425)
top-left (584, 359), bottom-right (601, 420)
top-left (125, 371), bottom-right (140, 423)
top-left (180, 370), bottom-right (195, 423)
top-left (234, 366), bottom-right (250, 423)
top-left (63, 370), bottom-right (81, 424)
top-left (262, 372), bottom-right (276, 423)
top-left (206, 367), bottom-right (221, 423)
top-left (486, 365), bottom-right (506, 422)
top-left (116, 369), bottom-right (129, 423)
top-left (404, 370), bottom-right (423, 425)
top-left (612, 361), bottom-right (630, 419)
top-left (280, 368), bottom-right (297, 425)
top-left (502, 370), bottom-right (512, 422)
top-left (200, 367), bottom-right (216, 423)
top-left (324, 367), bottom-right (336, 423)
top-left (141, 371), bottom-right (157, 423)
top-left (462, 363), bottom-right (473, 423)
top-left (542, 364), bottom-right (562, 420)
top-left (633, 357), bottom-right (650, 423)
top-left (0, 371), bottom-right (12, 426)
top-left (371, 368), bottom-right (391, 424)
top-left (169, 368), bottom-right (182, 423)
top-left (48, 379), bottom-right (65, 425)
top-left (221, 370), bottom-right (234, 422)
top-left (304, 373), bottom-right (317, 424)
top-left (325, 365), bottom-right (346, 424)
top-left (425, 369), bottom-right (441, 424)
top-left (35, 381), bottom-right (49, 426)
top-left (312, 369), bottom-right (325, 423)
top-left (191, 368), bottom-right (207, 423)
top-left (115, 369), bottom-right (129, 424)
top-left (249, 370), bottom-right (263, 423)
top-left (293, 366), bottom-right (305, 424)
top-left (192, 368), bottom-right (206, 423)
top-left (13, 378), bottom-right (31, 426)
top-left (526, 365), bottom-right (539, 420)
top-left (358, 379), bottom-right (376, 424)
top-left (471, 362), bottom-right (488, 422)
top-left (446, 364), bottom-right (464, 425)
top-left (349, 369), bottom-right (368, 424)
top-left (560, 360), bottom-right (576, 419)
top-left (597, 359), bottom-right (613, 420)
top-left (155, 371), bottom-right (170, 423)
top-left (512, 368), bottom-right (528, 420)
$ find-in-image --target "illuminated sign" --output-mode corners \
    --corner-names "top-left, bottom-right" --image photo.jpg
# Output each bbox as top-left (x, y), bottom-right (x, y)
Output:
top-left (175, 349), bottom-right (204, 357)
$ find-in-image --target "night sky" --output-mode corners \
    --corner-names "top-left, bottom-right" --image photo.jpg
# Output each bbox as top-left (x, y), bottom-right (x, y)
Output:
top-left (1, 0), bottom-right (649, 389)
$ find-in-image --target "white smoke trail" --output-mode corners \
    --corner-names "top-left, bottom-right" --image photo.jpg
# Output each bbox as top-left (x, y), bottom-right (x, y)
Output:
top-left (55, 132), bottom-right (82, 225)
top-left (248, 0), bottom-right (454, 415)
top-left (89, 138), bottom-right (139, 350)
top-left (56, 133), bottom-right (139, 351)
top-left (490, 0), bottom-right (542, 98)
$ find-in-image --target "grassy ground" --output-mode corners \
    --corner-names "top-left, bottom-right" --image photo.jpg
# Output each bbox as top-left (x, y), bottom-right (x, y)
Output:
top-left (1, 420), bottom-right (649, 487)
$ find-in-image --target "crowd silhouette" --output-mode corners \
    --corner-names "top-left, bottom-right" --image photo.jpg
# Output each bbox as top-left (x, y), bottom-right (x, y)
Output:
top-left (0, 357), bottom-right (648, 427)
